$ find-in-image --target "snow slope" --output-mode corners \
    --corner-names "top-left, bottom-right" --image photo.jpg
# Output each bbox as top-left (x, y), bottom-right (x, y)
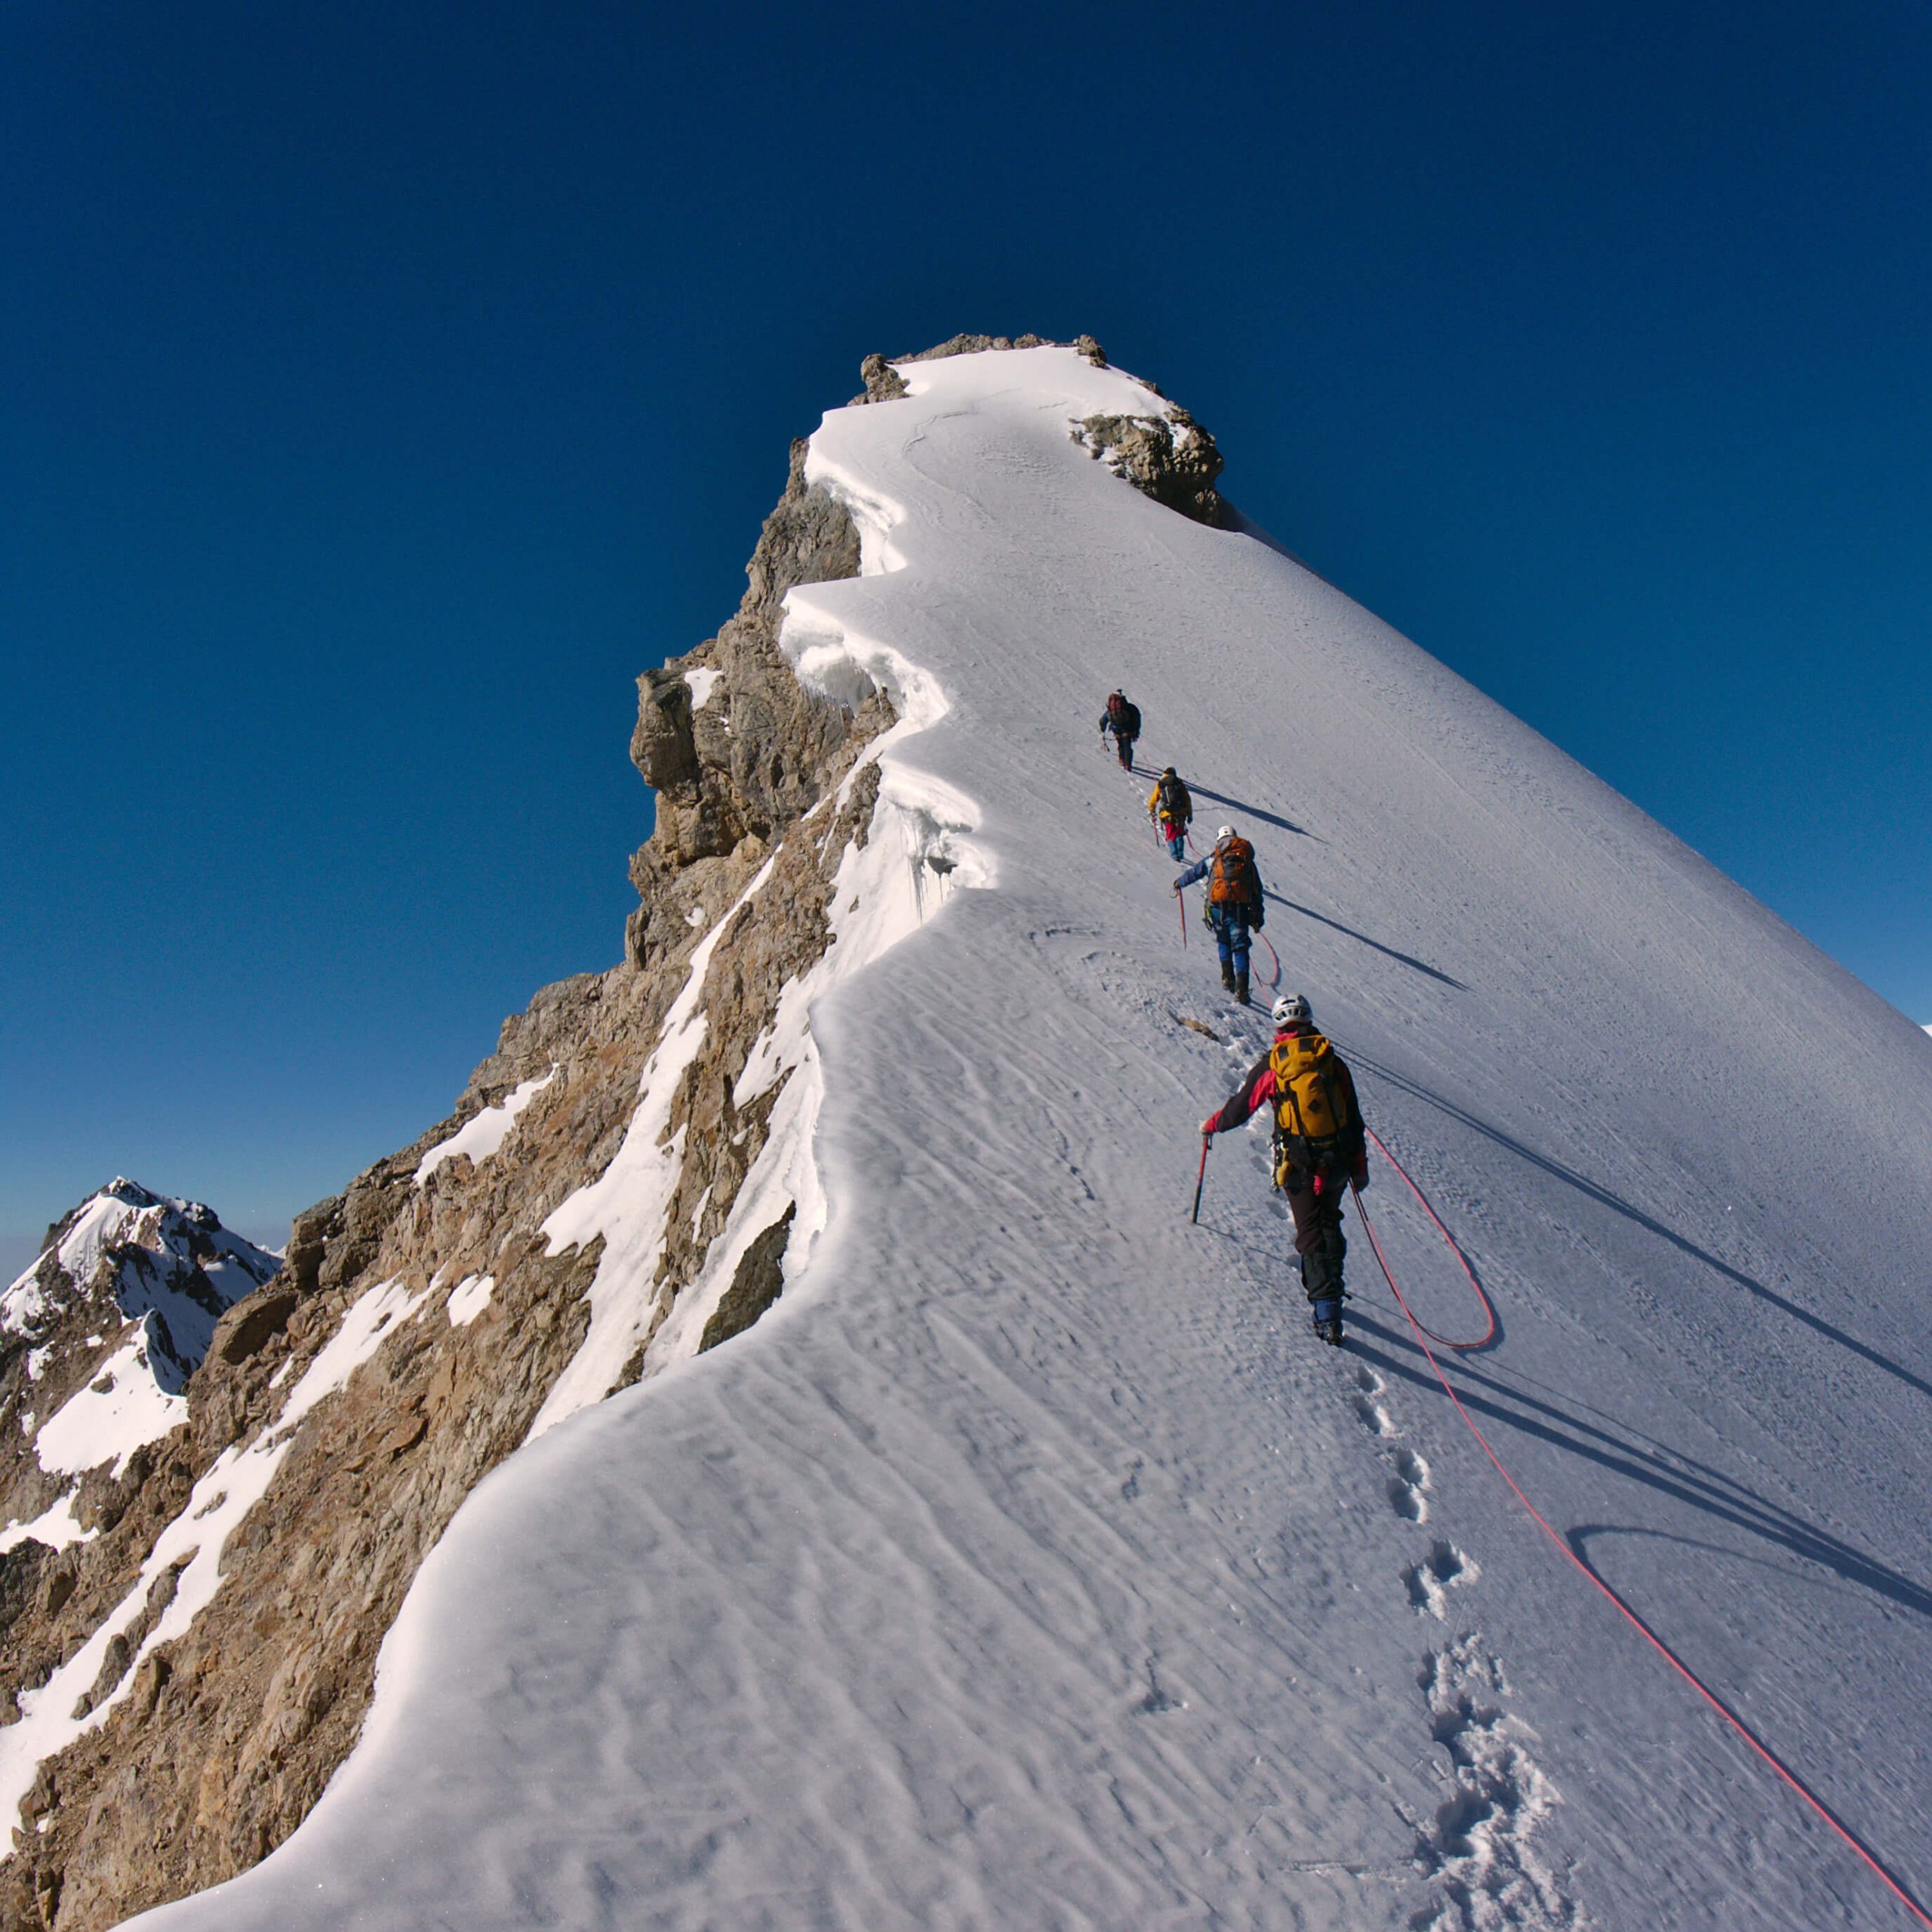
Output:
top-left (139, 349), bottom-right (1932, 1930)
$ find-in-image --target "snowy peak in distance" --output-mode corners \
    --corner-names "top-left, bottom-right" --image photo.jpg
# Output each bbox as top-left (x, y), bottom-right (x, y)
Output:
top-left (0, 1181), bottom-right (279, 1539)
top-left (4, 1179), bottom-right (278, 1386)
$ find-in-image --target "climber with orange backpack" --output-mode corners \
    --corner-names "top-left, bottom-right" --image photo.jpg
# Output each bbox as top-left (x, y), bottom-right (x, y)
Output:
top-left (1198, 993), bottom-right (1368, 1344)
top-left (1173, 825), bottom-right (1265, 1002)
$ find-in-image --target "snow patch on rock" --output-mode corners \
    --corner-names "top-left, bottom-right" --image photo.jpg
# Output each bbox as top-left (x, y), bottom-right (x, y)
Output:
top-left (414, 1069), bottom-right (558, 1186)
top-left (34, 1327), bottom-right (184, 1479)
top-left (444, 1275), bottom-right (494, 1328)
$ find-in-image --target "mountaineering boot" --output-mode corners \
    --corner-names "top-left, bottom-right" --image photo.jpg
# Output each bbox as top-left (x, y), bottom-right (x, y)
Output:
top-left (1235, 970), bottom-right (1251, 1005)
top-left (1220, 962), bottom-right (1237, 993)
top-left (1310, 1296), bottom-right (1345, 1346)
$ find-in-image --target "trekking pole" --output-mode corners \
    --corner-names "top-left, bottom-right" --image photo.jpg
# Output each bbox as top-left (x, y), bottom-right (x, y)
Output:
top-left (1192, 1132), bottom-right (1211, 1223)
top-left (1176, 891), bottom-right (1187, 949)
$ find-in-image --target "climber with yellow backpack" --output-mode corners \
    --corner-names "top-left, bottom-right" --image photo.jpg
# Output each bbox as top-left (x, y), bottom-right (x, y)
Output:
top-left (1148, 767), bottom-right (1193, 860)
top-left (1198, 994), bottom-right (1368, 1344)
top-left (1173, 825), bottom-right (1265, 1003)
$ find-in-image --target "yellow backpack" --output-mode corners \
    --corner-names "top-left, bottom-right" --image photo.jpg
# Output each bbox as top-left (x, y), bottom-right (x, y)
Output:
top-left (1269, 1032), bottom-right (1354, 1180)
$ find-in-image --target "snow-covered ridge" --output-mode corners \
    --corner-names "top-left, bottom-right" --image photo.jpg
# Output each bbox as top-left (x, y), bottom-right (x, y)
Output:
top-left (526, 411), bottom-right (992, 1432)
top-left (108, 345), bottom-right (1932, 1930)
top-left (3, 1179), bottom-right (275, 1355)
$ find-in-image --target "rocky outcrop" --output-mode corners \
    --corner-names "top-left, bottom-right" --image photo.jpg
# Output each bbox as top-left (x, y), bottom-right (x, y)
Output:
top-left (0, 395), bottom-right (897, 1931)
top-left (1073, 408), bottom-right (1227, 527)
top-left (626, 435), bottom-right (890, 968)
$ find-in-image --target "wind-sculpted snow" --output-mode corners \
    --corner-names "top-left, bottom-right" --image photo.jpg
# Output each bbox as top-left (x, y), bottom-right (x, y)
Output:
top-left (136, 347), bottom-right (1932, 1930)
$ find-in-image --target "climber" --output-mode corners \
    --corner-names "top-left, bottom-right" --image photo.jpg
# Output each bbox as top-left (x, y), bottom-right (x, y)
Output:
top-left (1100, 689), bottom-right (1141, 771)
top-left (1147, 766), bottom-right (1193, 860)
top-left (1174, 824), bottom-right (1264, 1002)
top-left (1199, 993), bottom-right (1368, 1345)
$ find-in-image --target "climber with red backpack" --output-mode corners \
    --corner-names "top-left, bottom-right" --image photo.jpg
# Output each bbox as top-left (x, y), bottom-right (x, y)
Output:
top-left (1100, 689), bottom-right (1141, 770)
top-left (1174, 825), bottom-right (1265, 1002)
top-left (1198, 993), bottom-right (1368, 1345)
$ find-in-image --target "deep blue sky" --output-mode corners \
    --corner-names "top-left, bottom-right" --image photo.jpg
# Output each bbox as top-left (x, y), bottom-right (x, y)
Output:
top-left (4, 0), bottom-right (1927, 1263)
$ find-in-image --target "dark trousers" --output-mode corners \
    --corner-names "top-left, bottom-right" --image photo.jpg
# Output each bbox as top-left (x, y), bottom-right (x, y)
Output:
top-left (1113, 731), bottom-right (1136, 768)
top-left (1282, 1168), bottom-right (1348, 1303)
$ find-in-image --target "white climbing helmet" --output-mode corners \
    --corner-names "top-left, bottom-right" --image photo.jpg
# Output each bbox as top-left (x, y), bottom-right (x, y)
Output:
top-left (1216, 825), bottom-right (1234, 842)
top-left (1272, 993), bottom-right (1312, 1028)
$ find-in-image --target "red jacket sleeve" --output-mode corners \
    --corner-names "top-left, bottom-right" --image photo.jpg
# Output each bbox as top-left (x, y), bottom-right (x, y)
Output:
top-left (1208, 1055), bottom-right (1276, 1136)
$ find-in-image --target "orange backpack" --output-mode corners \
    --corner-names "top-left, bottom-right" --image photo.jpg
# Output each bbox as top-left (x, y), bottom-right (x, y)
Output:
top-left (1208, 835), bottom-right (1254, 905)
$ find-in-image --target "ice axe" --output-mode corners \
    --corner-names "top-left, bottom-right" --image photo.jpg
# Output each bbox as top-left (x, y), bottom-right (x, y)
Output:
top-left (1191, 1131), bottom-right (1211, 1223)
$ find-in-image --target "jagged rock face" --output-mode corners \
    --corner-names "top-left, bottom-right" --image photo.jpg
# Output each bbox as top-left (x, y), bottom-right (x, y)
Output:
top-left (626, 436), bottom-right (883, 957)
top-left (1073, 408), bottom-right (1228, 527)
top-left (0, 404), bottom-right (896, 1930)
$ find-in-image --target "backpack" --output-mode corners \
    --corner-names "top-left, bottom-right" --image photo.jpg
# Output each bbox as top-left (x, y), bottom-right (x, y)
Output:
top-left (1106, 693), bottom-right (1129, 728)
top-left (1269, 1032), bottom-right (1356, 1180)
top-left (1208, 835), bottom-right (1254, 905)
top-left (1157, 775), bottom-right (1191, 823)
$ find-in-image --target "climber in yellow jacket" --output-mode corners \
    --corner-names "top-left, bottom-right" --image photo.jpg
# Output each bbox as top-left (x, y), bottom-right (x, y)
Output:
top-left (1148, 767), bottom-right (1192, 860)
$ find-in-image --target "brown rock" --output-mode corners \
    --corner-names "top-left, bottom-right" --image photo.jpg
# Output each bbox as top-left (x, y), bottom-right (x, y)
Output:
top-left (212, 1289), bottom-right (302, 1367)
top-left (1073, 408), bottom-right (1228, 527)
top-left (698, 1205), bottom-right (798, 1353)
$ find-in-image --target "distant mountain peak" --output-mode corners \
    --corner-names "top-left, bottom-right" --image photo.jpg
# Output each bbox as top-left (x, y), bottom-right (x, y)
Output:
top-left (1, 1181), bottom-right (280, 1493)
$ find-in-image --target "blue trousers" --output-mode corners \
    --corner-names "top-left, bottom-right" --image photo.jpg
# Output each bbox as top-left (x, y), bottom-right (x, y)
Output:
top-left (1210, 908), bottom-right (1251, 977)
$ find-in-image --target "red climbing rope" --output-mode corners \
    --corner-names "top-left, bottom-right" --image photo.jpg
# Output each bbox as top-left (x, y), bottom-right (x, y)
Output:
top-left (1353, 1125), bottom-right (1495, 1349)
top-left (1349, 1174), bottom-right (1932, 1929)
top-left (1255, 931), bottom-right (1281, 993)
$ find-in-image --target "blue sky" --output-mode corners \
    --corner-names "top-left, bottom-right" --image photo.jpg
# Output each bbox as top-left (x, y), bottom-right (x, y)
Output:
top-left (4, 0), bottom-right (1927, 1265)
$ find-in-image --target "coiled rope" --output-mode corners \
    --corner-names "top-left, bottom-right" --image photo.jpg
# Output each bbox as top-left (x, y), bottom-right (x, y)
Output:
top-left (1349, 1159), bottom-right (1932, 1928)
top-left (1352, 1125), bottom-right (1494, 1349)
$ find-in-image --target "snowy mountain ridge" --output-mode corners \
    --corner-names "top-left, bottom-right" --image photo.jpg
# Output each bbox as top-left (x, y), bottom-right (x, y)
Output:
top-left (121, 343), bottom-right (1932, 1931)
top-left (5, 340), bottom-right (1930, 1930)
